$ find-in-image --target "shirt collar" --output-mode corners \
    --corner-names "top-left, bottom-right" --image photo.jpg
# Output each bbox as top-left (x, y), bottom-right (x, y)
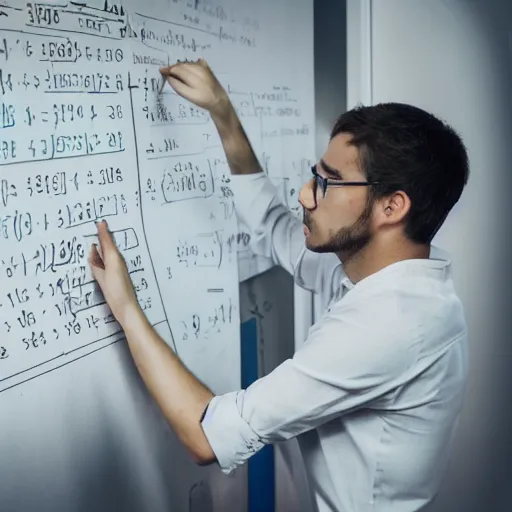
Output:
top-left (341, 275), bottom-right (355, 291)
top-left (339, 244), bottom-right (452, 290)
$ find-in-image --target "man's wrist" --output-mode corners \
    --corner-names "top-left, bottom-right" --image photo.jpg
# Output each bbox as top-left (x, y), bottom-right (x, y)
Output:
top-left (117, 301), bottom-right (147, 333)
top-left (210, 96), bottom-right (237, 130)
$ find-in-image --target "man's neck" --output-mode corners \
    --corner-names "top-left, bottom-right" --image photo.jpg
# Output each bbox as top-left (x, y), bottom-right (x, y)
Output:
top-left (337, 238), bottom-right (431, 284)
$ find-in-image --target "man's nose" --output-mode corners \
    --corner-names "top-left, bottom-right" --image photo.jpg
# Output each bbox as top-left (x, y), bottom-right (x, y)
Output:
top-left (299, 179), bottom-right (317, 210)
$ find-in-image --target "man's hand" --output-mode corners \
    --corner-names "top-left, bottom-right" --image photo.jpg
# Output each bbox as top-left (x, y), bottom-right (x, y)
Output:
top-left (160, 59), bottom-right (230, 119)
top-left (160, 59), bottom-right (262, 176)
top-left (89, 220), bottom-right (139, 326)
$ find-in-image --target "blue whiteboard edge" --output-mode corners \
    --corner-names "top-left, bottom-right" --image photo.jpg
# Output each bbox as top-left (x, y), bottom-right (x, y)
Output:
top-left (241, 318), bottom-right (275, 512)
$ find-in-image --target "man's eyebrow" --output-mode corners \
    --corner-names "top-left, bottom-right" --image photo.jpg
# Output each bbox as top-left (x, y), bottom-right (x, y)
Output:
top-left (320, 159), bottom-right (343, 179)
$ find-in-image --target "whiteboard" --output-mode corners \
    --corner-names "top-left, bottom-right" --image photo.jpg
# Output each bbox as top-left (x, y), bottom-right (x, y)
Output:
top-left (0, 1), bottom-right (314, 511)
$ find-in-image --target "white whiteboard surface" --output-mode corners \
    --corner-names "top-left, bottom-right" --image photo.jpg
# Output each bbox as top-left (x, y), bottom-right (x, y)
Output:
top-left (0, 1), bottom-right (314, 511)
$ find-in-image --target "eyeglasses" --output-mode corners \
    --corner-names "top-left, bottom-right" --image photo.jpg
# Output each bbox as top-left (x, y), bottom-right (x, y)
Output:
top-left (311, 165), bottom-right (379, 199)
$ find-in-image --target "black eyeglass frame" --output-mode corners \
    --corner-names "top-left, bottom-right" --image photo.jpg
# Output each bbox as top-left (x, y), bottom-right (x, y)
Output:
top-left (311, 165), bottom-right (380, 198)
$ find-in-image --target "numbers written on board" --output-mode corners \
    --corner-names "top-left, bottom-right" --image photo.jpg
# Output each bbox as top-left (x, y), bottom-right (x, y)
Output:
top-left (18, 104), bottom-right (123, 129)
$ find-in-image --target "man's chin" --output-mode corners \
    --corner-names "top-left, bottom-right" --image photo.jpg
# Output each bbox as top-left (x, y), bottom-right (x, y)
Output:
top-left (305, 237), bottom-right (332, 254)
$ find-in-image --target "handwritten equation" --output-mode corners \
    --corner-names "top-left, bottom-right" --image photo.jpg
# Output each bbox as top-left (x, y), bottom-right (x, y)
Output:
top-left (0, 0), bottom-right (314, 393)
top-left (0, 15), bottom-right (167, 391)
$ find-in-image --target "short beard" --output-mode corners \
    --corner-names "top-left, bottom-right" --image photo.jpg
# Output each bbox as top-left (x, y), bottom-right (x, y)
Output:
top-left (307, 195), bottom-right (374, 257)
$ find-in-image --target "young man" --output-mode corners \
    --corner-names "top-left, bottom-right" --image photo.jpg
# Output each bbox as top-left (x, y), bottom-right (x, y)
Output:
top-left (89, 59), bottom-right (469, 511)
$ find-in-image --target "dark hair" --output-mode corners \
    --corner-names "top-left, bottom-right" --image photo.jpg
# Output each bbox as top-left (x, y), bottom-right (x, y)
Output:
top-left (331, 102), bottom-right (470, 244)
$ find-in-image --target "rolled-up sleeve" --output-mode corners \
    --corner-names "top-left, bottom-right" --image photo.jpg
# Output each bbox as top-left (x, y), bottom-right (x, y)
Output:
top-left (201, 296), bottom-right (419, 474)
top-left (200, 391), bottom-right (265, 474)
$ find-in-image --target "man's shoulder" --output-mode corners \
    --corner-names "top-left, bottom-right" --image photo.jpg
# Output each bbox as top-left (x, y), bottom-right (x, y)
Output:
top-left (325, 257), bottom-right (466, 354)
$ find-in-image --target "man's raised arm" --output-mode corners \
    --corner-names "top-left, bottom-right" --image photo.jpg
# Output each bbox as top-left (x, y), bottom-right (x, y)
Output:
top-left (160, 60), bottom-right (307, 278)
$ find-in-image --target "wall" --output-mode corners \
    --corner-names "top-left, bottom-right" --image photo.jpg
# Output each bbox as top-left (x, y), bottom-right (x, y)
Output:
top-left (347, 1), bottom-right (512, 510)
top-left (314, 0), bottom-right (347, 159)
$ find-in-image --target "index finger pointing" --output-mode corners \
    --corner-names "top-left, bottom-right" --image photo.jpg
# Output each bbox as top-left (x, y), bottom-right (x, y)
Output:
top-left (96, 220), bottom-right (117, 254)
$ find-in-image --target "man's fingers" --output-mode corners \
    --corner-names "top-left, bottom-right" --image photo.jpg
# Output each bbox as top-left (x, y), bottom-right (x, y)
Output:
top-left (88, 244), bottom-right (105, 290)
top-left (89, 243), bottom-right (105, 270)
top-left (159, 66), bottom-right (185, 82)
top-left (198, 58), bottom-right (211, 69)
top-left (160, 64), bottom-right (192, 85)
top-left (167, 75), bottom-right (193, 98)
top-left (160, 59), bottom-right (210, 82)
top-left (96, 220), bottom-right (117, 257)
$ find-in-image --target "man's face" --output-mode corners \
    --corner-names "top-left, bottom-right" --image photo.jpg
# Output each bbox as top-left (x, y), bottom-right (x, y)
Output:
top-left (299, 133), bottom-right (375, 257)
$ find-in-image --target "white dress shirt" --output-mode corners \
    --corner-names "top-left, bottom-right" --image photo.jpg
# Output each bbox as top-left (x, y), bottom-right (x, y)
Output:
top-left (201, 172), bottom-right (468, 512)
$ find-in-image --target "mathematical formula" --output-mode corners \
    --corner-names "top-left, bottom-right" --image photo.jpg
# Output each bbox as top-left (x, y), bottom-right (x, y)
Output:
top-left (0, 0), bottom-right (313, 392)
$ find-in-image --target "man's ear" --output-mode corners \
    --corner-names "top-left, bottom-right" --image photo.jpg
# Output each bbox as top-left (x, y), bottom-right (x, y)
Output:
top-left (379, 191), bottom-right (411, 224)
